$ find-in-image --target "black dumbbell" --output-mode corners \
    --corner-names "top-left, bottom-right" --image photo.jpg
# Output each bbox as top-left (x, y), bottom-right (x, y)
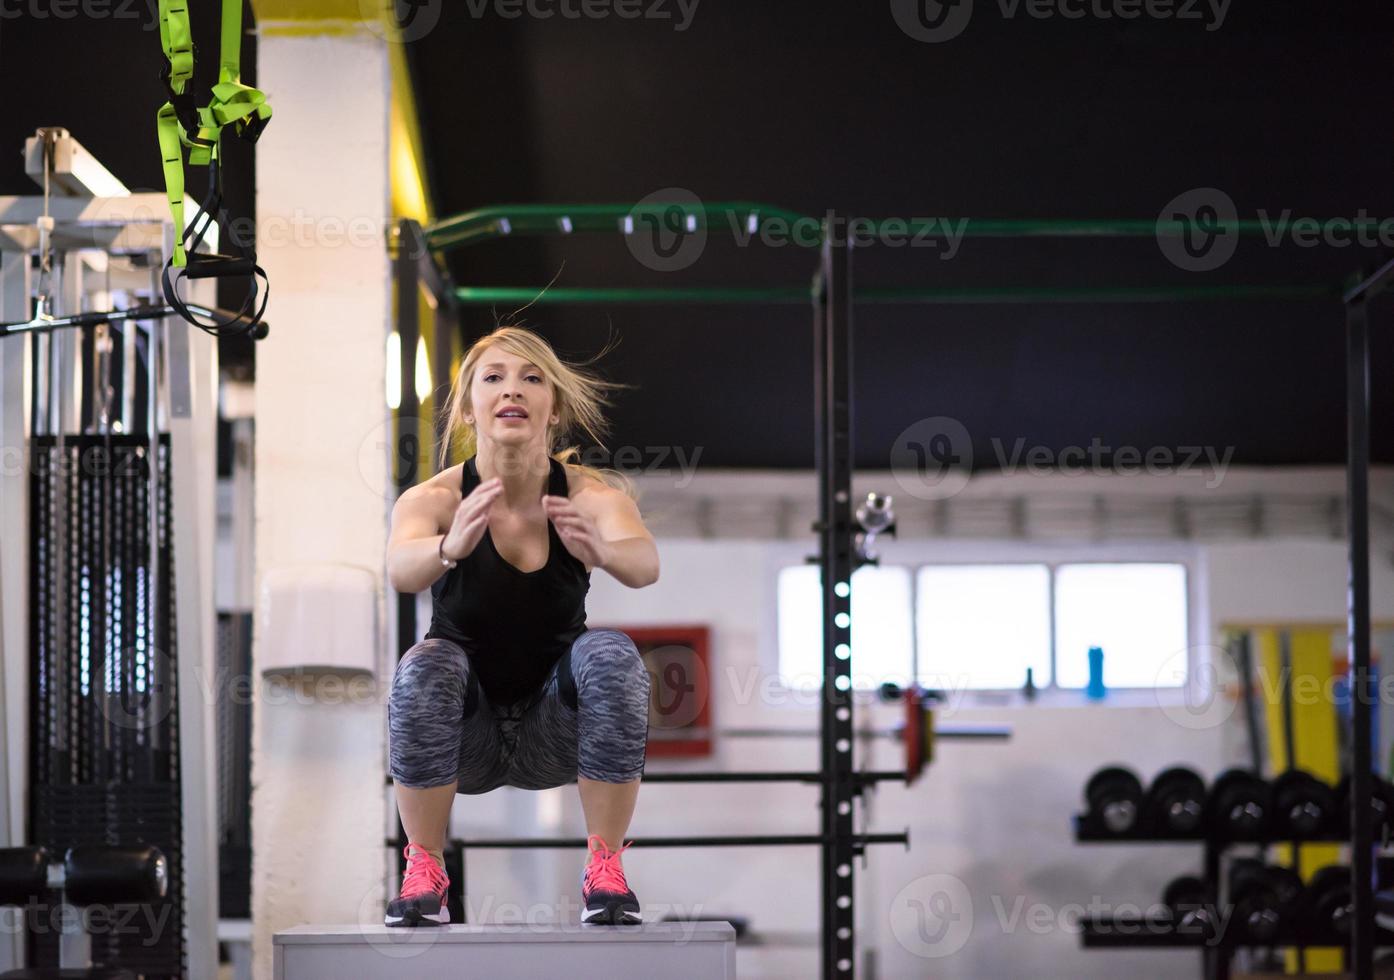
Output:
top-left (1272, 769), bottom-right (1336, 838)
top-left (1146, 767), bottom-right (1206, 834)
top-left (1305, 864), bottom-right (1354, 938)
top-left (1208, 768), bottom-right (1272, 838)
top-left (1161, 874), bottom-right (1217, 939)
top-left (1229, 860), bottom-right (1304, 943)
top-left (1085, 766), bottom-right (1145, 834)
top-left (1335, 773), bottom-right (1394, 840)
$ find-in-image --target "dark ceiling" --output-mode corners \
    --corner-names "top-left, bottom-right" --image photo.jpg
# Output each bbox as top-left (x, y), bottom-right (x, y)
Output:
top-left (406, 1), bottom-right (1394, 471)
top-left (3, 6), bottom-right (1393, 473)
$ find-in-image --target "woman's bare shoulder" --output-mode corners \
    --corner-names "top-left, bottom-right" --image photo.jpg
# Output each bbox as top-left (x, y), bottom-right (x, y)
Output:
top-left (562, 463), bottom-right (610, 500)
top-left (398, 465), bottom-right (465, 512)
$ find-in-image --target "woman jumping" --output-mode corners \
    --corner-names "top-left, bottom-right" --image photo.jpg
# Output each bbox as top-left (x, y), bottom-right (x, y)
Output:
top-left (384, 325), bottom-right (658, 927)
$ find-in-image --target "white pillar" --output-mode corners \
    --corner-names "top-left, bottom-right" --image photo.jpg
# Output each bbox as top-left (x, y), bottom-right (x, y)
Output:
top-left (252, 25), bottom-right (393, 980)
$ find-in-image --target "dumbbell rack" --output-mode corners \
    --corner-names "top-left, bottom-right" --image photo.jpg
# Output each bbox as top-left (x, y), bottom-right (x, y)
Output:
top-left (1071, 814), bottom-right (1394, 980)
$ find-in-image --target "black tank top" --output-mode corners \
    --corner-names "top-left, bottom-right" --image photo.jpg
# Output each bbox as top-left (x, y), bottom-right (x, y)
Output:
top-left (424, 455), bottom-right (590, 707)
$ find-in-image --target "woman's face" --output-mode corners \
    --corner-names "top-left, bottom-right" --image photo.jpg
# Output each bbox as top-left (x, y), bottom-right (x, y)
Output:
top-left (468, 348), bottom-right (557, 451)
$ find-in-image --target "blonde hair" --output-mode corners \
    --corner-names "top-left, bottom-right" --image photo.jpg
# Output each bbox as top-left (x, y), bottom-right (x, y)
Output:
top-left (438, 324), bottom-right (637, 499)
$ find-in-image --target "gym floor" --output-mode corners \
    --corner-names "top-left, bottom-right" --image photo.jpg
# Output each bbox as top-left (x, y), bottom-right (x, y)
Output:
top-left (3, 3), bottom-right (1394, 979)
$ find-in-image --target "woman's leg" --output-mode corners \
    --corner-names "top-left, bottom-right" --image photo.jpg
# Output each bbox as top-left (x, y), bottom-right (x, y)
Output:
top-left (507, 628), bottom-right (651, 847)
top-left (388, 638), bottom-right (507, 862)
top-left (505, 629), bottom-right (651, 924)
top-left (577, 775), bottom-right (642, 858)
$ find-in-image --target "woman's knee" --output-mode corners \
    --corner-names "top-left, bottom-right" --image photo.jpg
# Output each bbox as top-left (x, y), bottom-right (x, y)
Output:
top-left (390, 639), bottom-right (479, 719)
top-left (572, 629), bottom-right (650, 702)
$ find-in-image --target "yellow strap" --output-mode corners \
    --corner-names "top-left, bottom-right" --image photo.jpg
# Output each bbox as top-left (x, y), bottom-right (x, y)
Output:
top-left (158, 0), bottom-right (194, 94)
top-left (155, 103), bottom-right (188, 267)
top-left (156, 0), bottom-right (271, 267)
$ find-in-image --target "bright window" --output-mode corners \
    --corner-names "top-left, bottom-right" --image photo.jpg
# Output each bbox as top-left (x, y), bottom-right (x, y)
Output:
top-left (777, 564), bottom-right (914, 690)
top-left (775, 559), bottom-right (1190, 693)
top-left (916, 564), bottom-right (1052, 689)
top-left (1054, 563), bottom-right (1189, 689)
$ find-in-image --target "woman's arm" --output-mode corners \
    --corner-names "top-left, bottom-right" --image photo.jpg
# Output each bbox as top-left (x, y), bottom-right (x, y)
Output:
top-left (386, 486), bottom-right (451, 594)
top-left (582, 488), bottom-right (660, 589)
top-left (544, 482), bottom-right (659, 588)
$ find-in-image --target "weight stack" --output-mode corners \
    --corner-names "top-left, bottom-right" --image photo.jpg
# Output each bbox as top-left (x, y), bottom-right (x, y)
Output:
top-left (217, 611), bottom-right (253, 921)
top-left (26, 435), bottom-right (185, 978)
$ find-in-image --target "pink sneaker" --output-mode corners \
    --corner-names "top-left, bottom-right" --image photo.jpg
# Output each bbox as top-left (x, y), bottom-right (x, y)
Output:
top-left (385, 843), bottom-right (450, 927)
top-left (580, 834), bottom-right (641, 925)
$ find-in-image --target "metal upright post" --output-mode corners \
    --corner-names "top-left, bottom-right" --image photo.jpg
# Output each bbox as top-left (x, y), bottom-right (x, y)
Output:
top-left (1345, 297), bottom-right (1374, 980)
top-left (391, 220), bottom-right (426, 914)
top-left (0, 247), bottom-right (31, 975)
top-left (162, 218), bottom-right (222, 980)
top-left (816, 224), bottom-right (856, 979)
top-left (394, 220), bottom-right (420, 653)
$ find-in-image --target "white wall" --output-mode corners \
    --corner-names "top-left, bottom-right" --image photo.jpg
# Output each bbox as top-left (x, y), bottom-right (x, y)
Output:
top-left (250, 25), bottom-right (392, 980)
top-left (1207, 538), bottom-right (1394, 624)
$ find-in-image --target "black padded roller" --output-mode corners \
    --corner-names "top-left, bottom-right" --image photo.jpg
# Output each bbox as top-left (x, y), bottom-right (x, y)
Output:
top-left (0, 846), bottom-right (50, 905)
top-left (63, 845), bottom-right (167, 906)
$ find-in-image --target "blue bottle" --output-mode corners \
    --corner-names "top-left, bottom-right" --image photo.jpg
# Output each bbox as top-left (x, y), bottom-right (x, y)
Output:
top-left (1086, 646), bottom-right (1106, 700)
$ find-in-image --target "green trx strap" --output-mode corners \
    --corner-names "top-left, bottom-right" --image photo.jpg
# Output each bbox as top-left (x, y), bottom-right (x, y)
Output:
top-left (155, 0), bottom-right (272, 337)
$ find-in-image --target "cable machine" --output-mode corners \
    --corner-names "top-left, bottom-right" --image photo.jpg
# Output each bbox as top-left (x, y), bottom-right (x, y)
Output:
top-left (0, 129), bottom-right (256, 979)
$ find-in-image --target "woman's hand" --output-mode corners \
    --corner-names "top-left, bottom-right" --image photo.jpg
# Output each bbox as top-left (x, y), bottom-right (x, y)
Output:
top-left (441, 477), bottom-right (503, 562)
top-left (543, 494), bottom-right (613, 570)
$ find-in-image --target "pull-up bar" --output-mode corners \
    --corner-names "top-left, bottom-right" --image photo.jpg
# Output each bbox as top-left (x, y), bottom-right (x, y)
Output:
top-left (454, 283), bottom-right (1335, 307)
top-left (425, 201), bottom-right (807, 251)
top-left (425, 201), bottom-right (1354, 253)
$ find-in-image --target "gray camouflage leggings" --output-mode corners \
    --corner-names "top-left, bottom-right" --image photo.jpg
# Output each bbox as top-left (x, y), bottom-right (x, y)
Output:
top-left (388, 628), bottom-right (651, 793)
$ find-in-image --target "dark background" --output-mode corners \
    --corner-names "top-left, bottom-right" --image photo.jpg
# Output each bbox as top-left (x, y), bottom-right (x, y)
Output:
top-left (4, 2), bottom-right (1393, 470)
